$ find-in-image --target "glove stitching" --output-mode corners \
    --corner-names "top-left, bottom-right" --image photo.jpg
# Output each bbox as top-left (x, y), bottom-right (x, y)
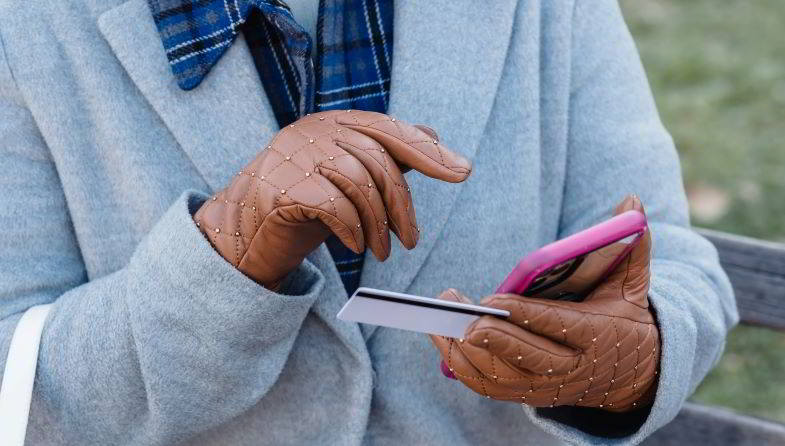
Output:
top-left (553, 308), bottom-right (568, 343)
top-left (447, 340), bottom-right (489, 384)
top-left (310, 179), bottom-right (343, 216)
top-left (446, 338), bottom-right (454, 373)
top-left (222, 177), bottom-right (268, 266)
top-left (345, 139), bottom-right (417, 243)
top-left (344, 121), bottom-right (456, 169)
top-left (602, 318), bottom-right (622, 408)
top-left (433, 139), bottom-right (445, 166)
top-left (251, 180), bottom-right (259, 230)
top-left (391, 118), bottom-right (405, 139)
top-left (478, 330), bottom-right (579, 360)
top-left (287, 122), bottom-right (340, 142)
top-left (594, 344), bottom-right (656, 385)
top-left (358, 116), bottom-right (451, 152)
top-left (331, 139), bottom-right (414, 240)
top-left (447, 329), bottom-right (658, 406)
top-left (231, 181), bottom-right (249, 265)
top-left (264, 145), bottom-right (313, 181)
top-left (233, 216), bottom-right (241, 265)
top-left (236, 170), bottom-right (314, 197)
top-left (620, 254), bottom-right (649, 310)
top-left (554, 374), bottom-right (569, 406)
top-left (255, 169), bottom-right (314, 199)
top-left (275, 203), bottom-right (362, 255)
top-left (316, 165), bottom-right (386, 239)
top-left (332, 140), bottom-right (409, 190)
top-left (209, 193), bottom-right (230, 262)
top-left (200, 219), bottom-right (254, 242)
top-left (236, 173), bottom-right (257, 262)
top-left (454, 341), bottom-right (484, 378)
top-left (631, 325), bottom-right (643, 401)
top-left (306, 167), bottom-right (341, 216)
top-left (478, 375), bottom-right (489, 398)
top-left (620, 254), bottom-right (632, 302)
top-left (502, 297), bottom-right (656, 327)
top-left (331, 137), bottom-right (413, 238)
top-left (311, 132), bottom-right (340, 161)
top-left (585, 319), bottom-right (598, 398)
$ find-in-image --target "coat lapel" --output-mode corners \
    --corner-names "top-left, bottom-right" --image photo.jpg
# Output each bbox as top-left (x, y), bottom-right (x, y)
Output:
top-left (361, 1), bottom-right (519, 296)
top-left (98, 0), bottom-right (369, 356)
top-left (98, 0), bottom-right (279, 191)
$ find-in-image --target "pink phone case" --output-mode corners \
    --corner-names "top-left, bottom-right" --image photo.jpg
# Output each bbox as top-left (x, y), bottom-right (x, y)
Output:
top-left (495, 210), bottom-right (648, 296)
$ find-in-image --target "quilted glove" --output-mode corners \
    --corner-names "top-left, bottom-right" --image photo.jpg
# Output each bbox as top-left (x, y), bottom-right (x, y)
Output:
top-left (430, 196), bottom-right (660, 412)
top-left (194, 110), bottom-right (472, 290)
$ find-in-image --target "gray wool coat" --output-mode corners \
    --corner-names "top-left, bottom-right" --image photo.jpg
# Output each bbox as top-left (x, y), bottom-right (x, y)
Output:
top-left (0, 0), bottom-right (737, 444)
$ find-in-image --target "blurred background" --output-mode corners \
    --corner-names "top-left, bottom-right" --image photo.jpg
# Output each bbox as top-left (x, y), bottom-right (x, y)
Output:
top-left (620, 0), bottom-right (785, 422)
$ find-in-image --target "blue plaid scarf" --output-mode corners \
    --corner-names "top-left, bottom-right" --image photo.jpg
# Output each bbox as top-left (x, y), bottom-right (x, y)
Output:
top-left (148, 0), bottom-right (394, 293)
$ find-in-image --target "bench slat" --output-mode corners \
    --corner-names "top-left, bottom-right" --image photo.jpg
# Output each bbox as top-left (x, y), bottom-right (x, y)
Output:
top-left (639, 229), bottom-right (785, 442)
top-left (643, 402), bottom-right (785, 445)
top-left (699, 229), bottom-right (785, 331)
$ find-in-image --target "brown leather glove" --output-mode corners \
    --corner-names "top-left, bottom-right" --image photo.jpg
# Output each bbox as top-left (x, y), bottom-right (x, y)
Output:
top-left (194, 110), bottom-right (472, 290)
top-left (430, 196), bottom-right (660, 412)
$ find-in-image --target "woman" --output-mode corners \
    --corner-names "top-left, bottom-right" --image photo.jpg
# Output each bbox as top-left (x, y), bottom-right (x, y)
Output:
top-left (0, 0), bottom-right (736, 444)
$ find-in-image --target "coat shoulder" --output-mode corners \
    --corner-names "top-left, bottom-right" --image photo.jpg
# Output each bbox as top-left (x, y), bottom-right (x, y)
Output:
top-left (0, 0), bottom-right (130, 79)
top-left (0, 0), bottom-right (128, 45)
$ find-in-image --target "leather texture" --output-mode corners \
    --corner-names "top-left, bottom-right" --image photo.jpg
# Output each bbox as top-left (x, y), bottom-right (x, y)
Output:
top-left (193, 110), bottom-right (472, 289)
top-left (430, 196), bottom-right (660, 412)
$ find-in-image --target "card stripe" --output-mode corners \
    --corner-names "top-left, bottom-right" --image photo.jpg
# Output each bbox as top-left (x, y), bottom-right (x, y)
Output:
top-left (354, 292), bottom-right (503, 317)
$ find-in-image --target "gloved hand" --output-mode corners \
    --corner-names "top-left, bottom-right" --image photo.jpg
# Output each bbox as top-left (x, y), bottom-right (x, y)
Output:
top-left (430, 196), bottom-right (659, 412)
top-left (194, 110), bottom-right (472, 290)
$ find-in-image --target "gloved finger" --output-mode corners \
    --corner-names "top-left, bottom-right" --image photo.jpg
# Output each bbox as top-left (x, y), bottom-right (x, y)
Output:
top-left (333, 128), bottom-right (419, 249)
top-left (430, 289), bottom-right (536, 390)
top-left (592, 195), bottom-right (652, 307)
top-left (437, 287), bottom-right (474, 305)
top-left (276, 170), bottom-right (367, 254)
top-left (465, 315), bottom-right (580, 376)
top-left (333, 111), bottom-right (472, 184)
top-left (427, 291), bottom-right (488, 387)
top-left (315, 144), bottom-right (392, 260)
top-left (432, 337), bottom-right (576, 406)
top-left (429, 299), bottom-right (573, 406)
top-left (480, 294), bottom-right (594, 350)
top-left (611, 194), bottom-right (652, 275)
top-left (429, 333), bottom-right (534, 400)
top-left (455, 334), bottom-right (540, 391)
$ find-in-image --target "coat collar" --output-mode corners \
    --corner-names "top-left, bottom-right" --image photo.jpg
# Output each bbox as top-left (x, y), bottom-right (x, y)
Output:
top-left (147, 0), bottom-right (297, 91)
top-left (98, 0), bottom-right (518, 340)
top-left (98, 0), bottom-right (280, 191)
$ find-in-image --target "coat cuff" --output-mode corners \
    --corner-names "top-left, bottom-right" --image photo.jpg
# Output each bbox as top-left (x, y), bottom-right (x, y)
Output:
top-left (522, 261), bottom-right (720, 445)
top-left (124, 190), bottom-right (325, 376)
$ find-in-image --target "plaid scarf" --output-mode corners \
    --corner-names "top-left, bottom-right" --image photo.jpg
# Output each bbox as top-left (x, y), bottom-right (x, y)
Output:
top-left (148, 0), bottom-right (394, 294)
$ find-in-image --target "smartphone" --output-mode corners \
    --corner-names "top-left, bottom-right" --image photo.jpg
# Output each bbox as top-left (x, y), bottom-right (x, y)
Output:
top-left (495, 210), bottom-right (648, 301)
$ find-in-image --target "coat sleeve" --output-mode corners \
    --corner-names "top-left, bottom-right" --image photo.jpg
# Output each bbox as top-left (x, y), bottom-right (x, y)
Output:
top-left (0, 32), bottom-right (325, 445)
top-left (521, 1), bottom-right (739, 444)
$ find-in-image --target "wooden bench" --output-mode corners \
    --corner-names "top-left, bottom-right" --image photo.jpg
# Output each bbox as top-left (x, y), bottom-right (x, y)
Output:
top-left (643, 229), bottom-right (785, 445)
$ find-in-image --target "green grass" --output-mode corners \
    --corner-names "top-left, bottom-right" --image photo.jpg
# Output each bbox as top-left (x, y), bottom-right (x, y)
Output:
top-left (620, 0), bottom-right (785, 422)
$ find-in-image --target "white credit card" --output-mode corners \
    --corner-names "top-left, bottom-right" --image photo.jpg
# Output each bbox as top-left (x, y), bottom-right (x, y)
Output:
top-left (337, 287), bottom-right (510, 338)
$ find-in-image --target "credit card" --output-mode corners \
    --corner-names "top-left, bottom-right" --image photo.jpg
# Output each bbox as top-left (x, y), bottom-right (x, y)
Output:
top-left (337, 287), bottom-right (510, 338)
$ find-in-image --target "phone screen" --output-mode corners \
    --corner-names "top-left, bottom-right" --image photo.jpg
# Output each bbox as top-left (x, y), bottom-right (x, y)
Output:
top-left (523, 233), bottom-right (640, 301)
